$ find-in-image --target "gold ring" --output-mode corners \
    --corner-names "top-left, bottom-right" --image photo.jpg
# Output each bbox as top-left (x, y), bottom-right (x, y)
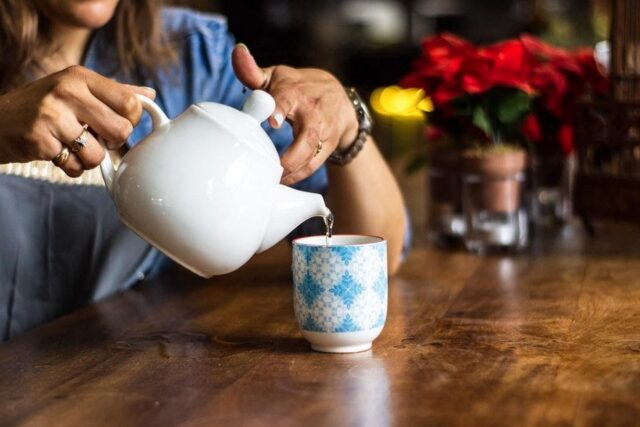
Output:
top-left (314, 140), bottom-right (323, 157)
top-left (71, 124), bottom-right (89, 153)
top-left (52, 147), bottom-right (71, 167)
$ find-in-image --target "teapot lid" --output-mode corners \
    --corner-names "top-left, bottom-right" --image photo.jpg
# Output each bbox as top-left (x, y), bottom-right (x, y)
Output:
top-left (194, 91), bottom-right (280, 162)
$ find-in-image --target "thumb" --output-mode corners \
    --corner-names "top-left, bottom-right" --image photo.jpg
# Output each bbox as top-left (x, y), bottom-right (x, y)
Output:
top-left (232, 43), bottom-right (268, 89)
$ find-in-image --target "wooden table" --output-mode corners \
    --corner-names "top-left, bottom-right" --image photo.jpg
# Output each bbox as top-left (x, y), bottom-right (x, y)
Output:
top-left (1, 222), bottom-right (640, 427)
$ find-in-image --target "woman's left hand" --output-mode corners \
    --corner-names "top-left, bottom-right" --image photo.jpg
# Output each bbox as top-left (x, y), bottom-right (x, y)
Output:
top-left (232, 44), bottom-right (358, 185)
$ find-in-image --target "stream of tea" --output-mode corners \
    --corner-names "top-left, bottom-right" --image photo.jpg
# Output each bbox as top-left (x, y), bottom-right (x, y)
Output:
top-left (323, 212), bottom-right (334, 246)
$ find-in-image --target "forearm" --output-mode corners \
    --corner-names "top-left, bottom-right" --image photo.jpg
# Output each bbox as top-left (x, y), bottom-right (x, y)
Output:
top-left (326, 137), bottom-right (407, 275)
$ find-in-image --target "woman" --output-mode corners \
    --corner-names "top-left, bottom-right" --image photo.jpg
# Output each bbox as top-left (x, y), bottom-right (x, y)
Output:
top-left (0, 0), bottom-right (408, 340)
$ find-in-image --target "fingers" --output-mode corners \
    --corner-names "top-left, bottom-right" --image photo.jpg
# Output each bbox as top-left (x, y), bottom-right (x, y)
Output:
top-left (9, 66), bottom-right (151, 176)
top-left (48, 114), bottom-right (104, 176)
top-left (57, 66), bottom-right (147, 128)
top-left (281, 158), bottom-right (321, 186)
top-left (280, 107), bottom-right (323, 172)
top-left (260, 69), bottom-right (342, 183)
top-left (280, 124), bottom-right (320, 177)
top-left (82, 68), bottom-right (149, 127)
top-left (232, 45), bottom-right (290, 129)
top-left (60, 151), bottom-right (84, 178)
top-left (267, 83), bottom-right (295, 129)
top-left (72, 89), bottom-right (135, 149)
top-left (279, 111), bottom-right (335, 183)
top-left (66, 123), bottom-right (105, 169)
top-left (123, 84), bottom-right (156, 100)
top-left (48, 66), bottom-right (153, 150)
top-left (232, 58), bottom-right (349, 184)
top-left (232, 43), bottom-right (273, 90)
top-left (282, 131), bottom-right (340, 185)
top-left (45, 137), bottom-right (84, 178)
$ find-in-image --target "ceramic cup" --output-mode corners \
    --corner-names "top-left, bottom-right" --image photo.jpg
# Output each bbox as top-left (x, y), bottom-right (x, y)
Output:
top-left (292, 235), bottom-right (387, 353)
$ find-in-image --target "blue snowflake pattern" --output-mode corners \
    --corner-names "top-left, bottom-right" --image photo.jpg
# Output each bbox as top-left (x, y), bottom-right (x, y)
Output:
top-left (329, 271), bottom-right (363, 308)
top-left (299, 271), bottom-right (323, 307)
top-left (335, 246), bottom-right (360, 265)
top-left (303, 315), bottom-right (323, 332)
top-left (334, 314), bottom-right (360, 332)
top-left (303, 246), bottom-right (314, 264)
top-left (373, 310), bottom-right (386, 328)
top-left (373, 270), bottom-right (387, 297)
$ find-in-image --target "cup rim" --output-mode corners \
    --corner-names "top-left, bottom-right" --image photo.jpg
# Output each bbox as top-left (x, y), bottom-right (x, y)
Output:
top-left (292, 234), bottom-right (385, 247)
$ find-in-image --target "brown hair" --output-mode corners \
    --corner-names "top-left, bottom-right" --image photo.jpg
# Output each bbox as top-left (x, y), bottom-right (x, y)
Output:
top-left (0, 0), bottom-right (176, 94)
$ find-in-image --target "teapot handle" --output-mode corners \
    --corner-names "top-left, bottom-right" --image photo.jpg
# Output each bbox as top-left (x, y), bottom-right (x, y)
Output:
top-left (100, 94), bottom-right (170, 197)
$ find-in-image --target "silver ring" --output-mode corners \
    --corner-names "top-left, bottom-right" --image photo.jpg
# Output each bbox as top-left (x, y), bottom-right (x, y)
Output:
top-left (52, 147), bottom-right (70, 167)
top-left (71, 124), bottom-right (89, 153)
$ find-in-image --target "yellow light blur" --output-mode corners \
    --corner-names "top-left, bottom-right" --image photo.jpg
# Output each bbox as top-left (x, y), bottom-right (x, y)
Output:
top-left (370, 85), bottom-right (432, 119)
top-left (417, 97), bottom-right (434, 113)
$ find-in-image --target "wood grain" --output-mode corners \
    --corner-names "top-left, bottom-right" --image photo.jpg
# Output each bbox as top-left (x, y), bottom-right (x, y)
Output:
top-left (1, 223), bottom-right (640, 427)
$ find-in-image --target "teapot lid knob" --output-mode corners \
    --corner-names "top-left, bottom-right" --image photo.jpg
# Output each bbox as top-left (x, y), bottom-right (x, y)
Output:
top-left (242, 90), bottom-right (276, 123)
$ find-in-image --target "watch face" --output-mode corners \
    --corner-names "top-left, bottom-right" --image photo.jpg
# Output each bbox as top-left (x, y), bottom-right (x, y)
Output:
top-left (351, 88), bottom-right (374, 130)
top-left (360, 97), bottom-right (373, 127)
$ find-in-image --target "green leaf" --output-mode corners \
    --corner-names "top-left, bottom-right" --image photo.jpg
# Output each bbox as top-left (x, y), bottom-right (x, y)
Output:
top-left (453, 95), bottom-right (473, 116)
top-left (472, 106), bottom-right (492, 135)
top-left (497, 90), bottom-right (531, 124)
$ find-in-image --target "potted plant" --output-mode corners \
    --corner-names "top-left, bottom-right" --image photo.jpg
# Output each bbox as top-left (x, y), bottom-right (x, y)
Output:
top-left (519, 36), bottom-right (608, 225)
top-left (401, 34), bottom-right (607, 252)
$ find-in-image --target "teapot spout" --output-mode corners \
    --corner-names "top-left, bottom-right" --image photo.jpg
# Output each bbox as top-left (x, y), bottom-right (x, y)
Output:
top-left (258, 184), bottom-right (331, 253)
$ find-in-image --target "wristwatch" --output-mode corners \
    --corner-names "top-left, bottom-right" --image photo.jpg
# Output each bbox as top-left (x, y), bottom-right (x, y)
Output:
top-left (328, 87), bottom-right (373, 166)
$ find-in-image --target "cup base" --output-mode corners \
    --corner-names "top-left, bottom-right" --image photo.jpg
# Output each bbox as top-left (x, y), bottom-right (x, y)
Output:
top-left (311, 343), bottom-right (372, 353)
top-left (301, 327), bottom-right (383, 354)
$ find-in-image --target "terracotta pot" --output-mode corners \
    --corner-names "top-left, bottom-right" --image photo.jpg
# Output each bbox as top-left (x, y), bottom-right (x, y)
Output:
top-left (462, 149), bottom-right (527, 213)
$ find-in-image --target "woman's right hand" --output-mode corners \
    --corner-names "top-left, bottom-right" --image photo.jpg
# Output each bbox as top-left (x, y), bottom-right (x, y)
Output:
top-left (0, 65), bottom-right (155, 177)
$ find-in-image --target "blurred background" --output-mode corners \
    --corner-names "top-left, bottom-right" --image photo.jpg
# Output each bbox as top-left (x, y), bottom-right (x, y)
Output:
top-left (171, 0), bottom-right (609, 92)
top-left (170, 0), bottom-right (614, 237)
top-left (170, 0), bottom-right (611, 156)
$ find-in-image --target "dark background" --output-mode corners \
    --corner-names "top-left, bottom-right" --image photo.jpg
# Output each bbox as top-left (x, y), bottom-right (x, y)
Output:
top-left (170, 0), bottom-right (609, 92)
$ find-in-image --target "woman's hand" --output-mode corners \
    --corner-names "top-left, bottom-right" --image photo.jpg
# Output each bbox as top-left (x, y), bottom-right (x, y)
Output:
top-left (232, 44), bottom-right (408, 273)
top-left (0, 65), bottom-right (155, 177)
top-left (232, 44), bottom-right (359, 185)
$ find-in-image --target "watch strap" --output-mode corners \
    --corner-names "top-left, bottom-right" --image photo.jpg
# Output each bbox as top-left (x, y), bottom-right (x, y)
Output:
top-left (327, 87), bottom-right (371, 166)
top-left (327, 130), bottom-right (368, 166)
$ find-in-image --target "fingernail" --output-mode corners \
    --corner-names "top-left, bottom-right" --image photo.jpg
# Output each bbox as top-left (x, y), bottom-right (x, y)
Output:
top-left (142, 86), bottom-right (156, 94)
top-left (273, 112), bottom-right (284, 127)
top-left (236, 43), bottom-right (250, 53)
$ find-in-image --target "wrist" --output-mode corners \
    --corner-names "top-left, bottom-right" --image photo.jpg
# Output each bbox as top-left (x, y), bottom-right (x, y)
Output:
top-left (329, 87), bottom-right (373, 166)
top-left (338, 117), bottom-right (359, 151)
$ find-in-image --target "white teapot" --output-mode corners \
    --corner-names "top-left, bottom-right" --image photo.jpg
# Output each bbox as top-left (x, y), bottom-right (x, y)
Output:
top-left (100, 91), bottom-right (330, 277)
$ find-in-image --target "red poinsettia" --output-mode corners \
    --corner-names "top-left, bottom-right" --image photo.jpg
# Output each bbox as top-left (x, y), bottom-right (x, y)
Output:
top-left (401, 33), bottom-right (609, 154)
top-left (521, 113), bottom-right (543, 143)
top-left (478, 39), bottom-right (535, 94)
top-left (400, 33), bottom-right (474, 106)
